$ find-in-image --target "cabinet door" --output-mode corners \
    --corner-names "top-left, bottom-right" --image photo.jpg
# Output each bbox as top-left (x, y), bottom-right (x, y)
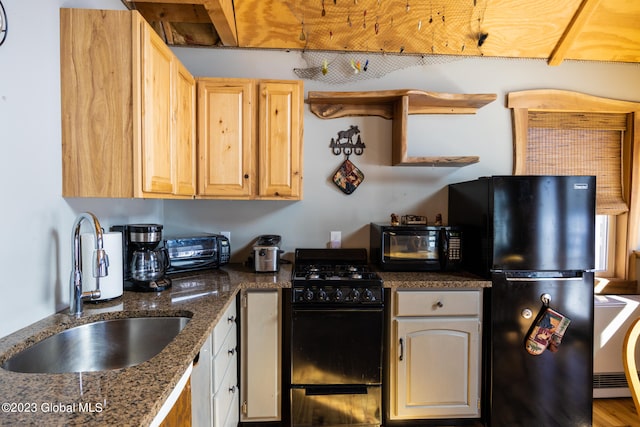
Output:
top-left (393, 317), bottom-right (480, 419)
top-left (139, 22), bottom-right (175, 195)
top-left (191, 334), bottom-right (212, 427)
top-left (61, 8), bottom-right (135, 198)
top-left (197, 78), bottom-right (254, 198)
top-left (258, 80), bottom-right (303, 199)
top-left (240, 289), bottom-right (281, 421)
top-left (174, 61), bottom-right (196, 196)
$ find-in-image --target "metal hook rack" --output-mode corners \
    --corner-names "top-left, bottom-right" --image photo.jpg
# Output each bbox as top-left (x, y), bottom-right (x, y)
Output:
top-left (329, 125), bottom-right (366, 158)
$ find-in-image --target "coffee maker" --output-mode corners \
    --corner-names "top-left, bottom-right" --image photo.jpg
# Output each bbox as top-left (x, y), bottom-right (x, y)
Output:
top-left (110, 224), bottom-right (171, 292)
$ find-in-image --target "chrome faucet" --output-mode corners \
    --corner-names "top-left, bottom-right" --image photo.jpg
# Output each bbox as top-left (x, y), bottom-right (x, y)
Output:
top-left (69, 212), bottom-right (108, 316)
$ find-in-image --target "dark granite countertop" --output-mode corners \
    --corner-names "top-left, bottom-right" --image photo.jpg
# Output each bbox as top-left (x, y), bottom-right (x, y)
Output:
top-left (378, 270), bottom-right (491, 289)
top-left (0, 264), bottom-right (488, 426)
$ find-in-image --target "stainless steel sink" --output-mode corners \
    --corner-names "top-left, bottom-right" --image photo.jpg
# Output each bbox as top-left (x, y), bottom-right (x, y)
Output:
top-left (1, 316), bottom-right (190, 374)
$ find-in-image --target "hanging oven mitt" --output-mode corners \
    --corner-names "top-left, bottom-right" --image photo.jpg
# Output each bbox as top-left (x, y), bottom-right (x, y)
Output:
top-left (332, 158), bottom-right (364, 195)
top-left (525, 306), bottom-right (571, 356)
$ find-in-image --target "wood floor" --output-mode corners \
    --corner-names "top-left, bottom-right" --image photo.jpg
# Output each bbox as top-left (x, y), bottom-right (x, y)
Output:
top-left (593, 398), bottom-right (639, 427)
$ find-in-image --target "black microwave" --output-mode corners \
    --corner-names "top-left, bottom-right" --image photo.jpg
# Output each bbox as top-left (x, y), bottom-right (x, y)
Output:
top-left (370, 223), bottom-right (462, 271)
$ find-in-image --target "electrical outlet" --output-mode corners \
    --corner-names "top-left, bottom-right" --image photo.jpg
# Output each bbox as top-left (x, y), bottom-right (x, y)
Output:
top-left (330, 231), bottom-right (341, 248)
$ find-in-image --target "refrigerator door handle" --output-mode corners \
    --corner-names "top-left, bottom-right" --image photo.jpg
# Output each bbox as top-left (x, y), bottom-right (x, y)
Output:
top-left (505, 277), bottom-right (584, 282)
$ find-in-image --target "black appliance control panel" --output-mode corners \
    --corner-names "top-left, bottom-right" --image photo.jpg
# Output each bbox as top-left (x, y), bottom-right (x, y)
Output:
top-left (292, 284), bottom-right (383, 306)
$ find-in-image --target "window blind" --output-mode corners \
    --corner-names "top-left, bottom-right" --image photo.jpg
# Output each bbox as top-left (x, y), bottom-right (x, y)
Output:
top-left (524, 111), bottom-right (628, 215)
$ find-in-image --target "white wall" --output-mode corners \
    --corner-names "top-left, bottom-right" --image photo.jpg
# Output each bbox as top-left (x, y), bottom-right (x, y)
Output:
top-left (0, 0), bottom-right (162, 338)
top-left (168, 48), bottom-right (640, 260)
top-left (1, 0), bottom-right (639, 338)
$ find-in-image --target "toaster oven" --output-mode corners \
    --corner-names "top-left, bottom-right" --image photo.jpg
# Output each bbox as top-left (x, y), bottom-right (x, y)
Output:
top-left (164, 233), bottom-right (230, 274)
top-left (370, 223), bottom-right (462, 271)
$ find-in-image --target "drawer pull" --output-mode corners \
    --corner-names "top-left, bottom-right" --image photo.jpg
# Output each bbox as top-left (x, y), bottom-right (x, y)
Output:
top-left (434, 300), bottom-right (444, 309)
top-left (399, 338), bottom-right (404, 361)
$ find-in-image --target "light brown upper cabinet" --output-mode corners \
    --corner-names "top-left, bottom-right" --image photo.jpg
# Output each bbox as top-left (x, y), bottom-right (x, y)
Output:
top-left (197, 78), bottom-right (304, 200)
top-left (174, 62), bottom-right (197, 197)
top-left (61, 8), bottom-right (196, 198)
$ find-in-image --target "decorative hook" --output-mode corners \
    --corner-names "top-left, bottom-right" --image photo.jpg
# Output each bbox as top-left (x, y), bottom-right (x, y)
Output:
top-left (329, 125), bottom-right (366, 157)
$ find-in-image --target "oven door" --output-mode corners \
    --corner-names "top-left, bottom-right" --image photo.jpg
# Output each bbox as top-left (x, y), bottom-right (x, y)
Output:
top-left (291, 306), bottom-right (383, 386)
top-left (291, 305), bottom-right (384, 426)
top-left (291, 386), bottom-right (381, 427)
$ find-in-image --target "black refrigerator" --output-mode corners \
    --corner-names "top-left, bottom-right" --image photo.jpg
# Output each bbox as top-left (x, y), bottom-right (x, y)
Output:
top-left (448, 175), bottom-right (595, 427)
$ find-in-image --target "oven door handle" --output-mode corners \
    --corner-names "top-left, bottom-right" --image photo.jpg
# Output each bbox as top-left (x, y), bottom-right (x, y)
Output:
top-left (303, 385), bottom-right (369, 395)
top-left (399, 337), bottom-right (404, 361)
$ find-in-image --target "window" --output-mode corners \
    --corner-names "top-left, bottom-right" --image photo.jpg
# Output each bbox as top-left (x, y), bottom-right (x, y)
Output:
top-left (595, 215), bottom-right (615, 277)
top-left (508, 89), bottom-right (640, 282)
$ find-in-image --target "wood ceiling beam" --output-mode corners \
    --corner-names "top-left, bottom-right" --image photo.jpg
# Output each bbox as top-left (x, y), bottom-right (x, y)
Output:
top-left (548, 0), bottom-right (602, 66)
top-left (132, 3), bottom-right (212, 23)
top-left (201, 0), bottom-right (237, 46)
top-left (127, 0), bottom-right (203, 4)
top-left (124, 0), bottom-right (238, 46)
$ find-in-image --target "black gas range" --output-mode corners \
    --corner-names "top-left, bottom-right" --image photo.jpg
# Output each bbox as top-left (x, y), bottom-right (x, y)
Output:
top-left (291, 248), bottom-right (384, 306)
top-left (289, 248), bottom-right (384, 427)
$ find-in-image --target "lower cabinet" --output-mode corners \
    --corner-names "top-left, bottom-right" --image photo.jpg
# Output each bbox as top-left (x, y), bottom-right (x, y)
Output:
top-left (192, 300), bottom-right (239, 427)
top-left (159, 377), bottom-right (192, 427)
top-left (152, 365), bottom-right (193, 427)
top-left (240, 289), bottom-right (281, 422)
top-left (389, 289), bottom-right (482, 421)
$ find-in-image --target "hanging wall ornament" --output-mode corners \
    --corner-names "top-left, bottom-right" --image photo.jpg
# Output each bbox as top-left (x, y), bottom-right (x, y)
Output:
top-left (333, 159), bottom-right (364, 194)
top-left (0, 1), bottom-right (7, 46)
top-left (329, 125), bottom-right (366, 194)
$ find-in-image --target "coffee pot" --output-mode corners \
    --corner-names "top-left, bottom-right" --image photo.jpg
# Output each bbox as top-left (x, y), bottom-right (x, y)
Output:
top-left (130, 247), bottom-right (170, 283)
top-left (110, 224), bottom-right (172, 291)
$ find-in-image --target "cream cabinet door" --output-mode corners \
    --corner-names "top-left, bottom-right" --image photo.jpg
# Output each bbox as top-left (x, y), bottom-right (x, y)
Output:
top-left (392, 317), bottom-right (481, 419)
top-left (197, 78), bottom-right (254, 198)
top-left (240, 289), bottom-right (281, 421)
top-left (191, 334), bottom-right (212, 427)
top-left (139, 22), bottom-right (175, 195)
top-left (258, 80), bottom-right (303, 199)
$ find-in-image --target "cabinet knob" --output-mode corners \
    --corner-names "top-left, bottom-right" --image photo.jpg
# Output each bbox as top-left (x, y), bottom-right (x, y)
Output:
top-left (228, 347), bottom-right (236, 356)
top-left (244, 174), bottom-right (249, 179)
top-left (228, 315), bottom-right (236, 323)
top-left (434, 300), bottom-right (444, 309)
top-left (229, 385), bottom-right (237, 393)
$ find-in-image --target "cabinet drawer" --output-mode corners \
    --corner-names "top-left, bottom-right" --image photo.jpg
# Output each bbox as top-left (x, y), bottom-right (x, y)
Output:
top-left (213, 322), bottom-right (237, 395)
top-left (212, 355), bottom-right (238, 427)
top-left (213, 301), bottom-right (237, 355)
top-left (224, 390), bottom-right (240, 427)
top-left (395, 290), bottom-right (480, 317)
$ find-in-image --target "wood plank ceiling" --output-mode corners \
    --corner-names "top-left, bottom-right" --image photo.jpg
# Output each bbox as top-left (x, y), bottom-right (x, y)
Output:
top-left (121, 0), bottom-right (640, 65)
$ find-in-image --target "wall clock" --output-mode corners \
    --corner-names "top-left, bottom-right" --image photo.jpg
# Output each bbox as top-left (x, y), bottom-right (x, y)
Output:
top-left (0, 1), bottom-right (7, 46)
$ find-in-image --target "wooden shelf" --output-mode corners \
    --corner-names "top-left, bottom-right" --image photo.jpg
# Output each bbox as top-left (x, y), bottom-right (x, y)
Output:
top-left (307, 89), bottom-right (496, 166)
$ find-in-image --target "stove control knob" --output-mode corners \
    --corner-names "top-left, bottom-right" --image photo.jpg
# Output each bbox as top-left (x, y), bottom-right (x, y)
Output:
top-left (332, 288), bottom-right (343, 301)
top-left (317, 289), bottom-right (328, 301)
top-left (349, 289), bottom-right (360, 302)
top-left (303, 288), bottom-right (314, 301)
top-left (363, 288), bottom-right (374, 302)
